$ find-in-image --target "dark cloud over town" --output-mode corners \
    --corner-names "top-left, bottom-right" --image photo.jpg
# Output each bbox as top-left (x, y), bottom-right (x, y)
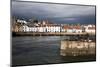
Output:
top-left (12, 1), bottom-right (96, 24)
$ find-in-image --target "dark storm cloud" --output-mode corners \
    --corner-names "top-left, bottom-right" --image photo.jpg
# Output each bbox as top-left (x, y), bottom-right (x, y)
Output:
top-left (12, 1), bottom-right (96, 24)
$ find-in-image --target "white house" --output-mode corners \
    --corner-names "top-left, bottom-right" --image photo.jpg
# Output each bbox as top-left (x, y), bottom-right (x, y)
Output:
top-left (85, 25), bottom-right (95, 33)
top-left (61, 25), bottom-right (80, 33)
top-left (38, 27), bottom-right (45, 32)
top-left (46, 25), bottom-right (61, 32)
top-left (75, 29), bottom-right (82, 33)
top-left (74, 27), bottom-right (82, 33)
top-left (67, 27), bottom-right (73, 33)
top-left (17, 19), bottom-right (27, 24)
top-left (85, 27), bottom-right (95, 33)
top-left (23, 25), bottom-right (29, 32)
top-left (61, 25), bottom-right (67, 32)
top-left (55, 26), bottom-right (61, 32)
top-left (67, 29), bottom-right (73, 33)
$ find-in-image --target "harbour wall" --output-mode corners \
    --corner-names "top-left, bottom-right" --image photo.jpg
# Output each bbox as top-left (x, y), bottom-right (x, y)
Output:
top-left (60, 40), bottom-right (96, 56)
top-left (12, 32), bottom-right (95, 36)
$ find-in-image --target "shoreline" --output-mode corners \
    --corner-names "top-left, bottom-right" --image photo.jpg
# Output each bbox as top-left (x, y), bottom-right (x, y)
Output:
top-left (12, 32), bottom-right (95, 36)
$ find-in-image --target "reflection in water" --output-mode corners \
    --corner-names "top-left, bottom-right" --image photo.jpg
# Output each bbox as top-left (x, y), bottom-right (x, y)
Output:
top-left (12, 36), bottom-right (96, 66)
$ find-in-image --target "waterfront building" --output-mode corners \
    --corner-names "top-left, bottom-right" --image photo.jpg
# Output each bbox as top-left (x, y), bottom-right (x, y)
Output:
top-left (61, 25), bottom-right (67, 32)
top-left (62, 25), bottom-right (82, 33)
top-left (12, 18), bottom-right (96, 34)
top-left (55, 26), bottom-right (61, 32)
top-left (73, 26), bottom-right (82, 33)
top-left (67, 29), bottom-right (73, 33)
top-left (85, 25), bottom-right (95, 34)
top-left (28, 27), bottom-right (32, 32)
top-left (13, 22), bottom-right (24, 32)
top-left (44, 25), bottom-right (61, 32)
top-left (67, 26), bottom-right (73, 33)
top-left (17, 19), bottom-right (27, 24)
top-left (33, 27), bottom-right (38, 32)
top-left (23, 25), bottom-right (29, 32)
top-left (46, 26), bottom-right (51, 32)
top-left (59, 25), bottom-right (82, 33)
top-left (38, 26), bottom-right (45, 32)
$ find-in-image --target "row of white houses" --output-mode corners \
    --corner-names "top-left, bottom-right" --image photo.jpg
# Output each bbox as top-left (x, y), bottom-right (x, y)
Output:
top-left (85, 25), bottom-right (95, 33)
top-left (21, 24), bottom-right (95, 33)
top-left (13, 19), bottom-right (95, 33)
top-left (23, 25), bottom-right (61, 32)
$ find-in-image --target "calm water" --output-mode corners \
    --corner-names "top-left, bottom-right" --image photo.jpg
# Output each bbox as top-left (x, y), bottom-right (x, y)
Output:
top-left (12, 36), bottom-right (95, 66)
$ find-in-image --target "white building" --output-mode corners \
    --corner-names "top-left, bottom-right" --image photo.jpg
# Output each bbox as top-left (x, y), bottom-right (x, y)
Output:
top-left (67, 29), bottom-right (73, 33)
top-left (46, 25), bottom-right (61, 32)
top-left (63, 26), bottom-right (82, 33)
top-left (74, 27), bottom-right (82, 33)
top-left (85, 25), bottom-right (95, 33)
top-left (75, 29), bottom-right (82, 33)
top-left (55, 26), bottom-right (61, 32)
top-left (38, 27), bottom-right (45, 32)
top-left (17, 19), bottom-right (27, 24)
top-left (23, 25), bottom-right (29, 32)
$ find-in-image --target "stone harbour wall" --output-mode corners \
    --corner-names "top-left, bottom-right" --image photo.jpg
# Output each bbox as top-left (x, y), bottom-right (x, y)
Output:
top-left (60, 40), bottom-right (96, 56)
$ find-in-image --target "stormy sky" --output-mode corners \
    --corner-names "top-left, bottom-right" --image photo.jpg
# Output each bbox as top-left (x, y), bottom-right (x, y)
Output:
top-left (11, 1), bottom-right (96, 24)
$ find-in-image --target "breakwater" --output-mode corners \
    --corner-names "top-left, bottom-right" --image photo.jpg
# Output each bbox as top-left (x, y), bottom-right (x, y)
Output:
top-left (60, 40), bottom-right (96, 56)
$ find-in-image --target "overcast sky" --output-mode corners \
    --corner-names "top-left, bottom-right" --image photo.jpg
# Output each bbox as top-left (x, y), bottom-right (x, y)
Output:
top-left (12, 1), bottom-right (96, 24)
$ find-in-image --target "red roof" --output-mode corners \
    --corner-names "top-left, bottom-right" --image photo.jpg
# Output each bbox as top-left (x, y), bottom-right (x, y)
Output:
top-left (63, 26), bottom-right (81, 29)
